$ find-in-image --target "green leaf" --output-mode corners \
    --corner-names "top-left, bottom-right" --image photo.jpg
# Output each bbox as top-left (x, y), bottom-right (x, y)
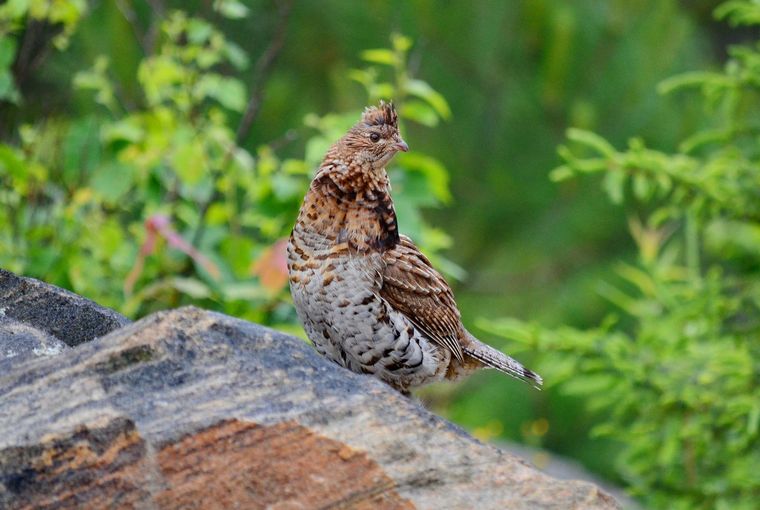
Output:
top-left (0, 144), bottom-right (26, 178)
top-left (197, 75), bottom-right (247, 112)
top-left (632, 173), bottom-right (651, 201)
top-left (348, 68), bottom-right (373, 87)
top-left (549, 165), bottom-right (574, 182)
top-left (171, 277), bottom-right (212, 299)
top-left (615, 263), bottom-right (656, 296)
top-left (657, 71), bottom-right (726, 95)
top-left (603, 169), bottom-right (626, 204)
top-left (0, 0), bottom-right (31, 20)
top-left (370, 82), bottom-right (395, 101)
top-left (406, 79), bottom-right (451, 119)
top-left (173, 140), bottom-right (207, 185)
top-left (0, 37), bottom-right (19, 102)
top-left (224, 41), bottom-right (249, 70)
top-left (221, 282), bottom-right (267, 300)
top-left (214, 0), bottom-right (250, 19)
top-left (101, 118), bottom-right (143, 144)
top-left (231, 147), bottom-right (255, 172)
top-left (0, 36), bottom-right (17, 68)
top-left (271, 173), bottom-right (302, 200)
top-left (73, 56), bottom-right (115, 110)
top-left (360, 49), bottom-right (397, 66)
top-left (566, 128), bottom-right (616, 157)
top-left (138, 55), bottom-right (186, 106)
top-left (0, 72), bottom-right (19, 103)
top-left (401, 100), bottom-right (438, 126)
top-left (391, 33), bottom-right (412, 53)
top-left (187, 18), bottom-right (214, 44)
top-left (90, 162), bottom-right (135, 204)
top-left (714, 1), bottom-right (760, 26)
top-left (397, 152), bottom-right (451, 203)
top-left (678, 128), bottom-right (731, 153)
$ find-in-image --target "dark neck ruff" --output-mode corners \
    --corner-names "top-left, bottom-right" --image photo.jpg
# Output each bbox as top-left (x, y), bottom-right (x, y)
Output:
top-left (312, 166), bottom-right (400, 252)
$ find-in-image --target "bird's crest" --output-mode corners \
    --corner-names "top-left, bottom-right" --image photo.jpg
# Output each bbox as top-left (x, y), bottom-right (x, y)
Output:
top-left (362, 101), bottom-right (398, 129)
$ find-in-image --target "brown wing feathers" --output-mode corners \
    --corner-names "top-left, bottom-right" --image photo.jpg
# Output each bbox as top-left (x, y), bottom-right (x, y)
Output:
top-left (380, 236), bottom-right (465, 363)
top-left (380, 235), bottom-right (543, 388)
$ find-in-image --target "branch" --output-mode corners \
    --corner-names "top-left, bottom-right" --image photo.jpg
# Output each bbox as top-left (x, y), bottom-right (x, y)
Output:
top-left (115, 0), bottom-right (164, 56)
top-left (235, 0), bottom-right (293, 144)
top-left (145, 0), bottom-right (166, 56)
top-left (114, 0), bottom-right (147, 54)
top-left (13, 21), bottom-right (56, 90)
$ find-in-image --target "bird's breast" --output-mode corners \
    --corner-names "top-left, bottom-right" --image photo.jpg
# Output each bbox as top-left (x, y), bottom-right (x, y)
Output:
top-left (292, 185), bottom-right (399, 255)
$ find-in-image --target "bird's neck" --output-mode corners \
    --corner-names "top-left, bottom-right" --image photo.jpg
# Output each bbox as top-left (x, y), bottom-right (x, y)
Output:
top-left (318, 147), bottom-right (389, 193)
top-left (299, 158), bottom-right (399, 252)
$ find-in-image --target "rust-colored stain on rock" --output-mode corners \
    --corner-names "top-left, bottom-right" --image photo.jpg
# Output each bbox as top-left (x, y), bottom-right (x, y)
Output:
top-left (1, 418), bottom-right (413, 510)
top-left (156, 419), bottom-right (414, 510)
top-left (0, 417), bottom-right (151, 510)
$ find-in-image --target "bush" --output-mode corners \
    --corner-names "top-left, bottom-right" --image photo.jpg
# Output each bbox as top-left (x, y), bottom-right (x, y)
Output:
top-left (0, 3), bottom-right (453, 331)
top-left (480, 2), bottom-right (760, 508)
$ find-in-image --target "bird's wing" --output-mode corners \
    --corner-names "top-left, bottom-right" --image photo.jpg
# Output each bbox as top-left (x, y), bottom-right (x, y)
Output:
top-left (380, 235), bottom-right (465, 363)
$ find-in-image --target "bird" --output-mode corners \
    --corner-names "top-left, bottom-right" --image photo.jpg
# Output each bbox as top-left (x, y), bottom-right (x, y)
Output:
top-left (287, 101), bottom-right (542, 394)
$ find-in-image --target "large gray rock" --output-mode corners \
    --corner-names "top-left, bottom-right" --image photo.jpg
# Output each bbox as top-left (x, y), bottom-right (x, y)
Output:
top-left (0, 269), bottom-right (130, 370)
top-left (0, 306), bottom-right (618, 509)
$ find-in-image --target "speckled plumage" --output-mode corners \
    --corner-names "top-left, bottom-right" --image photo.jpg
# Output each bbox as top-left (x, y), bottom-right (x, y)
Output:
top-left (287, 102), bottom-right (542, 393)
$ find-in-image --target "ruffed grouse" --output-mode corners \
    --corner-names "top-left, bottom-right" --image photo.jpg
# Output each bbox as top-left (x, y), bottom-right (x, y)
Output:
top-left (287, 101), bottom-right (542, 393)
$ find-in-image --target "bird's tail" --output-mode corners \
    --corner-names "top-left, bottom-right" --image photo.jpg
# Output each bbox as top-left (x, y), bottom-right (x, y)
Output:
top-left (462, 331), bottom-right (543, 389)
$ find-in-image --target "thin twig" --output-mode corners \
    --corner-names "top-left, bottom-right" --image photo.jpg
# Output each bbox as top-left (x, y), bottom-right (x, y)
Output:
top-left (265, 128), bottom-right (299, 152)
top-left (407, 38), bottom-right (425, 77)
top-left (114, 0), bottom-right (150, 54)
top-left (144, 0), bottom-right (166, 55)
top-left (235, 0), bottom-right (293, 144)
top-left (13, 21), bottom-right (53, 90)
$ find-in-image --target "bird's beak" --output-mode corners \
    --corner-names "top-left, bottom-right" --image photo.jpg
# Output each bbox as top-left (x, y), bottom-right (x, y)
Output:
top-left (395, 139), bottom-right (409, 152)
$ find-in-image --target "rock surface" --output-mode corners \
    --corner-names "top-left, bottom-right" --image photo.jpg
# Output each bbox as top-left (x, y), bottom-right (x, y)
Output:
top-left (0, 269), bottom-right (130, 372)
top-left (0, 318), bottom-right (70, 367)
top-left (0, 301), bottom-right (619, 509)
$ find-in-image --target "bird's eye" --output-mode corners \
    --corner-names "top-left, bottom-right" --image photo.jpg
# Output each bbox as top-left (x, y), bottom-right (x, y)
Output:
top-left (369, 132), bottom-right (380, 143)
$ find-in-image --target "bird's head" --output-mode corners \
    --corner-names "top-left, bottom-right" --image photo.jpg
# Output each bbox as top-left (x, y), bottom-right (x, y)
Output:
top-left (338, 101), bottom-right (409, 169)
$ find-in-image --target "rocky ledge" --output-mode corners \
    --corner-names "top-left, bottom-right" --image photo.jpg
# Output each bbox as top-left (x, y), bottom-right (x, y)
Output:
top-left (0, 270), bottom-right (618, 509)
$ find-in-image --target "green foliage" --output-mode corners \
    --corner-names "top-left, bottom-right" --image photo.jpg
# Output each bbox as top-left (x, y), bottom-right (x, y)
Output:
top-left (481, 2), bottom-right (760, 508)
top-left (0, 6), bottom-right (452, 328)
top-left (2, 2), bottom-right (752, 507)
top-left (0, 0), bottom-right (86, 103)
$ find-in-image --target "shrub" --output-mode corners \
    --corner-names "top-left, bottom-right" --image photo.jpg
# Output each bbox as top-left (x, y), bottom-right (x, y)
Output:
top-left (480, 2), bottom-right (760, 508)
top-left (0, 3), bottom-right (453, 330)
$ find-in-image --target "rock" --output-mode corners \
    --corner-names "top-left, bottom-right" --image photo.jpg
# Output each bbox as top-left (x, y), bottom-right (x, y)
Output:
top-left (0, 306), bottom-right (618, 509)
top-left (0, 318), bottom-right (70, 369)
top-left (0, 269), bottom-right (130, 370)
top-left (499, 442), bottom-right (640, 510)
